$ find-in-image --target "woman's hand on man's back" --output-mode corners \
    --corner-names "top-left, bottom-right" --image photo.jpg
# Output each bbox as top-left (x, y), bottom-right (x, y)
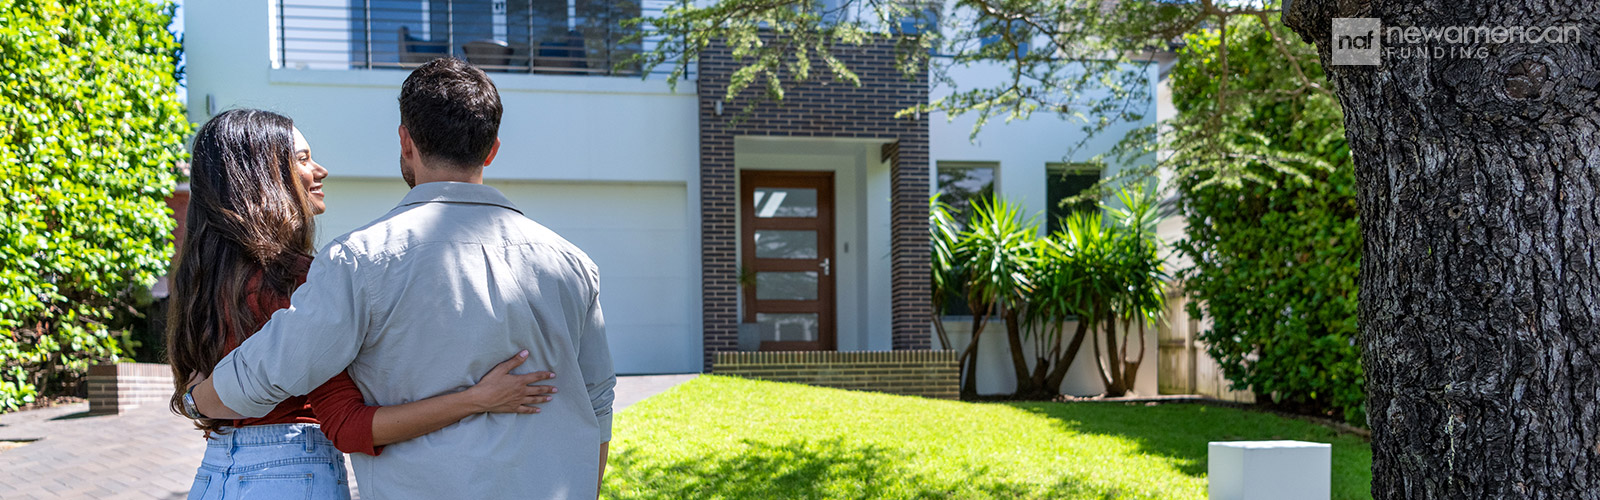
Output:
top-left (465, 350), bottom-right (557, 414)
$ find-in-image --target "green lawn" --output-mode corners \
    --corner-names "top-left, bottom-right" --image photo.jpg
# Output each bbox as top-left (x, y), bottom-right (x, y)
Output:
top-left (604, 375), bottom-right (1371, 500)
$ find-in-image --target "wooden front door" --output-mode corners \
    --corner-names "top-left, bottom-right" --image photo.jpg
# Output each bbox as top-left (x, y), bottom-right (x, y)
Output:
top-left (741, 170), bottom-right (836, 351)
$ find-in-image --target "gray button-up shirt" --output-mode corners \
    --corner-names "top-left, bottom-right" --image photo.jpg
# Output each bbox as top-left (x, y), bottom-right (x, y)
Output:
top-left (211, 182), bottom-right (615, 500)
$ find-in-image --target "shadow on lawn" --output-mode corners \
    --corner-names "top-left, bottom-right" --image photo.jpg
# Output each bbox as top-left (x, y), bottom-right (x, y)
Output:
top-left (605, 437), bottom-right (1137, 500)
top-left (1008, 402), bottom-right (1359, 478)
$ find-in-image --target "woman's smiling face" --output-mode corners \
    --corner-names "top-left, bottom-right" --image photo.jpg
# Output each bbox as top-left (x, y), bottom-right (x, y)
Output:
top-left (291, 127), bottom-right (328, 215)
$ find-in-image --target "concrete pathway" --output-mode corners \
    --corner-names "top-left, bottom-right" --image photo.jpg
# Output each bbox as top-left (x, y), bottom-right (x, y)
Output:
top-left (612, 374), bottom-right (697, 411)
top-left (0, 374), bottom-right (697, 499)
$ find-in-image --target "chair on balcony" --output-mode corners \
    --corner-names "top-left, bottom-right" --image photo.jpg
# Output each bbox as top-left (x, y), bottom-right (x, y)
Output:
top-left (399, 26), bottom-right (449, 65)
top-left (531, 30), bottom-right (589, 74)
top-left (463, 39), bottom-right (516, 70)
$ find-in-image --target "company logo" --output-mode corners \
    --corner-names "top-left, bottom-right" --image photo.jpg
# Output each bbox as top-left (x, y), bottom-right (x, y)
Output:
top-left (1331, 18), bottom-right (1582, 66)
top-left (1332, 18), bottom-right (1381, 66)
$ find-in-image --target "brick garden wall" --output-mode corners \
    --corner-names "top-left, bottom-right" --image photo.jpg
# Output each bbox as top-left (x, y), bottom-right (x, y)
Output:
top-left (713, 350), bottom-right (957, 399)
top-left (87, 363), bottom-right (174, 415)
top-left (699, 35), bottom-right (933, 370)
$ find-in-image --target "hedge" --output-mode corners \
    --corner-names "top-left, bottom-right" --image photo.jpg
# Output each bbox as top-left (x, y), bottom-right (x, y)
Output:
top-left (1170, 15), bottom-right (1365, 425)
top-left (0, 0), bottom-right (189, 410)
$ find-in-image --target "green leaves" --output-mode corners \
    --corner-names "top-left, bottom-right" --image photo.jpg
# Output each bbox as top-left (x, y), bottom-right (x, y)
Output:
top-left (958, 197), bottom-right (1038, 313)
top-left (1041, 187), bottom-right (1167, 333)
top-left (933, 187), bottom-right (1167, 393)
top-left (0, 0), bottom-right (189, 412)
top-left (1171, 12), bottom-right (1363, 425)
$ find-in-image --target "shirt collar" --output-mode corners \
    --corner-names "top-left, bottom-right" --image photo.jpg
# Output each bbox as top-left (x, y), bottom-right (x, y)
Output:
top-left (397, 181), bottom-right (523, 214)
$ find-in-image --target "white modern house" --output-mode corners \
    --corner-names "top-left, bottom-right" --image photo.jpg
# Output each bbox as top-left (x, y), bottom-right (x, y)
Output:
top-left (184, 0), bottom-right (1172, 397)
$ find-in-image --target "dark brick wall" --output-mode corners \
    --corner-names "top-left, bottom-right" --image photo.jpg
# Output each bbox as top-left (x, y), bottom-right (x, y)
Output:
top-left (699, 37), bottom-right (933, 371)
top-left (713, 350), bottom-right (958, 399)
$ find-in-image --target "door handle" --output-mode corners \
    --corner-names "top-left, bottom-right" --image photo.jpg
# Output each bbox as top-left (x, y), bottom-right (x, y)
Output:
top-left (820, 258), bottom-right (831, 276)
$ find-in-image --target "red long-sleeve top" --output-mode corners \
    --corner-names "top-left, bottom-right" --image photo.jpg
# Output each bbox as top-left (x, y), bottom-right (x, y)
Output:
top-left (219, 256), bottom-right (384, 456)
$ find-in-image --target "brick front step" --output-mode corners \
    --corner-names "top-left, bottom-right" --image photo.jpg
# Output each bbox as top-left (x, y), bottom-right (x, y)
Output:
top-left (86, 363), bottom-right (175, 415)
top-left (713, 350), bottom-right (958, 399)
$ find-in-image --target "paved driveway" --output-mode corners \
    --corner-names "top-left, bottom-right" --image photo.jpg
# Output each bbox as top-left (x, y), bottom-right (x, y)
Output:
top-left (0, 374), bottom-right (695, 499)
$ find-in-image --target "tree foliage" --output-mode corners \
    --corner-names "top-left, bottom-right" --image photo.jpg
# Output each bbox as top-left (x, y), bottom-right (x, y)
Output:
top-left (1170, 14), bottom-right (1364, 424)
top-left (0, 0), bottom-right (189, 411)
top-left (635, 0), bottom-right (1322, 185)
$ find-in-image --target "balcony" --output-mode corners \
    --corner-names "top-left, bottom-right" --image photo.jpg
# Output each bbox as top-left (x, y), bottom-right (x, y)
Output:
top-left (275, 0), bottom-right (679, 77)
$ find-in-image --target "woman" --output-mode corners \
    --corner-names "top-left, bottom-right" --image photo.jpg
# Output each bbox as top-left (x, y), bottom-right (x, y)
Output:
top-left (166, 109), bottom-right (547, 499)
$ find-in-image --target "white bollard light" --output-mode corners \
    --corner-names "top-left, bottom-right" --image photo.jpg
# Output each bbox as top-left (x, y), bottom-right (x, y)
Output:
top-left (1208, 440), bottom-right (1331, 500)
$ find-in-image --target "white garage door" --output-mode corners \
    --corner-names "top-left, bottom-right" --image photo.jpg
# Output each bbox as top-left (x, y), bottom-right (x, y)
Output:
top-left (317, 178), bottom-right (699, 375)
top-left (494, 181), bottom-right (697, 375)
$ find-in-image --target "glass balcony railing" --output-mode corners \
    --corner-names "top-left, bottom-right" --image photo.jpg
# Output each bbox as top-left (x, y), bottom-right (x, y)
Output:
top-left (275, 0), bottom-right (683, 77)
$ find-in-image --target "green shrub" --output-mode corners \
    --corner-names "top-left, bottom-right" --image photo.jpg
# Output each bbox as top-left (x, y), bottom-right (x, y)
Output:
top-left (933, 189), bottom-right (1168, 399)
top-left (1170, 15), bottom-right (1365, 424)
top-left (0, 0), bottom-right (189, 411)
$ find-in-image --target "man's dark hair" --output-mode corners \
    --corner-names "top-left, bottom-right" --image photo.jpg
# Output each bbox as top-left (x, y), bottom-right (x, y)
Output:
top-left (399, 58), bottom-right (503, 169)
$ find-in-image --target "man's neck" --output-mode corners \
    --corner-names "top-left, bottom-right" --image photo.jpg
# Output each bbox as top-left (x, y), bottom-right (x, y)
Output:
top-left (412, 167), bottom-right (484, 185)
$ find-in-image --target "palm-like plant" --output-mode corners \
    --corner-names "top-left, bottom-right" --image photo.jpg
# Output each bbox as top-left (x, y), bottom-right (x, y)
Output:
top-left (1018, 210), bottom-right (1114, 396)
top-left (957, 197), bottom-right (1038, 398)
top-left (929, 198), bottom-right (962, 353)
top-left (930, 187), bottom-right (1166, 399)
top-left (1093, 186), bottom-right (1169, 396)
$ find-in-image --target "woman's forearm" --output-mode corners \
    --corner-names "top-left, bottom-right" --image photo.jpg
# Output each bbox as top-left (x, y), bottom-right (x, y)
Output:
top-left (336, 352), bottom-right (553, 449)
top-left (369, 390), bottom-right (484, 446)
top-left (193, 377), bottom-right (246, 420)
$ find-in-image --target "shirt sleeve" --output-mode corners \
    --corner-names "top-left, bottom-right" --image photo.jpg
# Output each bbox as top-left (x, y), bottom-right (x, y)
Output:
top-left (211, 244), bottom-right (371, 418)
top-left (307, 371), bottom-right (384, 456)
top-left (578, 276), bottom-right (616, 442)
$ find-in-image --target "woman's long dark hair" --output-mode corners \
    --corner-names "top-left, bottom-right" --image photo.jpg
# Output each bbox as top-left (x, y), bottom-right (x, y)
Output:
top-left (166, 109), bottom-right (316, 432)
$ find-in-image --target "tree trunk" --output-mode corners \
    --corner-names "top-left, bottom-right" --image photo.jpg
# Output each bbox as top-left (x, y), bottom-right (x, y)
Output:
top-left (1028, 320), bottom-right (1059, 392)
top-left (1033, 321), bottom-right (1064, 390)
top-left (933, 316), bottom-right (952, 351)
top-left (1121, 320), bottom-right (1146, 395)
top-left (1090, 309), bottom-right (1116, 396)
top-left (1003, 305), bottom-right (1038, 397)
top-left (932, 297), bottom-right (953, 352)
top-left (1286, 2), bottom-right (1600, 497)
top-left (958, 303), bottom-right (990, 399)
top-left (1045, 319), bottom-right (1092, 391)
top-left (959, 345), bottom-right (980, 399)
top-left (1103, 312), bottom-right (1127, 397)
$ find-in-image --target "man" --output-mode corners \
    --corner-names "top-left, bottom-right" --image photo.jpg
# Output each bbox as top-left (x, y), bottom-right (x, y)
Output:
top-left (189, 58), bottom-right (615, 499)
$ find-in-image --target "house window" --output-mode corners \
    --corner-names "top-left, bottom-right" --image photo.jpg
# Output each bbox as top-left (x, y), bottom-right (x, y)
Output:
top-left (1045, 163), bottom-right (1101, 233)
top-left (935, 161), bottom-right (997, 317)
top-left (935, 161), bottom-right (997, 229)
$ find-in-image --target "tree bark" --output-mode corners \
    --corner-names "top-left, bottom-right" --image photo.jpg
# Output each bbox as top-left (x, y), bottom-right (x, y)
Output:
top-left (1091, 309), bottom-right (1119, 396)
top-left (958, 301), bottom-right (991, 399)
top-left (1286, 2), bottom-right (1600, 497)
top-left (932, 296), bottom-right (953, 353)
top-left (1122, 320), bottom-right (1146, 395)
top-left (1002, 305), bottom-right (1039, 397)
top-left (1045, 319), bottom-right (1091, 391)
top-left (1103, 312), bottom-right (1127, 396)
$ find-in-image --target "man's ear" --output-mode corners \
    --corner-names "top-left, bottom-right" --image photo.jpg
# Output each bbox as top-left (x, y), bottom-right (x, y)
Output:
top-left (399, 125), bottom-right (416, 160)
top-left (482, 137), bottom-right (501, 167)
